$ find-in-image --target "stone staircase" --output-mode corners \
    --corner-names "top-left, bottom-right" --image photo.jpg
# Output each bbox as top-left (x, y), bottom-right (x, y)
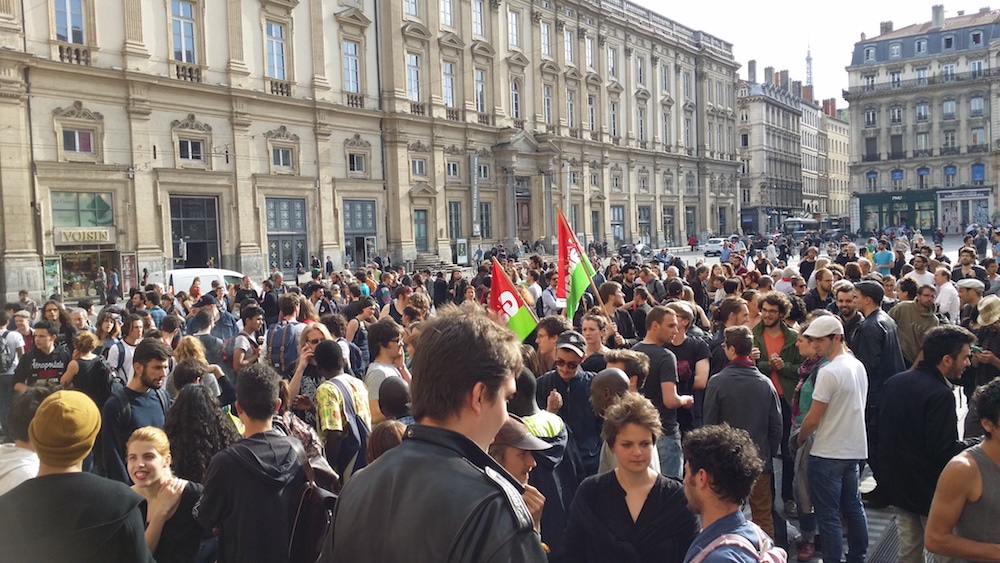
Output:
top-left (412, 252), bottom-right (458, 272)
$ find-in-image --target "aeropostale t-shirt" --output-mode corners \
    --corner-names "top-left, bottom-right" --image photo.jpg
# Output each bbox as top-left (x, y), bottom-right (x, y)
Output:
top-left (13, 348), bottom-right (71, 387)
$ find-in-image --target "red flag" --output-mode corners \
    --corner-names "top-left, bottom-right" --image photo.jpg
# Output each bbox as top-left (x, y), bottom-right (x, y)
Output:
top-left (488, 259), bottom-right (537, 340)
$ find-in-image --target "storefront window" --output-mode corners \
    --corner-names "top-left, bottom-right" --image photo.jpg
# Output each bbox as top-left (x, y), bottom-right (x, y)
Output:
top-left (892, 203), bottom-right (909, 227)
top-left (862, 204), bottom-right (881, 232)
top-left (60, 250), bottom-right (115, 299)
top-left (52, 192), bottom-right (114, 227)
top-left (914, 201), bottom-right (935, 231)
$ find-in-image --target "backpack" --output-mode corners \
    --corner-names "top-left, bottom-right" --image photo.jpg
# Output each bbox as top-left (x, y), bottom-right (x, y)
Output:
top-left (90, 356), bottom-right (124, 412)
top-left (329, 378), bottom-right (370, 479)
top-left (111, 385), bottom-right (170, 438)
top-left (267, 321), bottom-right (301, 377)
top-left (101, 340), bottom-right (129, 380)
top-left (0, 331), bottom-right (13, 373)
top-left (337, 337), bottom-right (365, 378)
top-left (687, 522), bottom-right (787, 563)
top-left (221, 331), bottom-right (258, 371)
top-left (286, 437), bottom-right (338, 563)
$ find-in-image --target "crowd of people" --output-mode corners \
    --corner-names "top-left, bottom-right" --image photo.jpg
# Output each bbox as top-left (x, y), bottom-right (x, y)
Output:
top-left (1, 232), bottom-right (1000, 562)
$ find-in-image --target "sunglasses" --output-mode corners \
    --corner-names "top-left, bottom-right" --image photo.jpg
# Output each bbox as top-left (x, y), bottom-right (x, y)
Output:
top-left (307, 338), bottom-right (323, 345)
top-left (554, 359), bottom-right (580, 370)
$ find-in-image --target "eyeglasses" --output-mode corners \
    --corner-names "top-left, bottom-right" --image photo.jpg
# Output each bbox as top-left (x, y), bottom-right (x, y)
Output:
top-left (554, 360), bottom-right (580, 370)
top-left (307, 338), bottom-right (323, 345)
top-left (761, 308), bottom-right (781, 315)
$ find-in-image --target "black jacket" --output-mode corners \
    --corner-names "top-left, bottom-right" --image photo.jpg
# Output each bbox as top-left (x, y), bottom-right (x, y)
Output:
top-left (850, 309), bottom-right (906, 405)
top-left (194, 431), bottom-right (306, 563)
top-left (802, 288), bottom-right (832, 313)
top-left (525, 412), bottom-right (578, 563)
top-left (332, 425), bottom-right (547, 562)
top-left (877, 362), bottom-right (978, 515)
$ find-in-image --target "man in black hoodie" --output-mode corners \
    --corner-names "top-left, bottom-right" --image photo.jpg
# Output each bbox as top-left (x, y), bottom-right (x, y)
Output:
top-left (194, 363), bottom-right (306, 563)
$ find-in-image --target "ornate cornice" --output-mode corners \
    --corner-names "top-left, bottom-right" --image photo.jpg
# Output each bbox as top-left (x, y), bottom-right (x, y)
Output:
top-left (53, 100), bottom-right (104, 121)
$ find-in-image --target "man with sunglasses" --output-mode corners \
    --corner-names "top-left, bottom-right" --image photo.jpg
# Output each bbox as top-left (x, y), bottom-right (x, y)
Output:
top-left (535, 331), bottom-right (601, 478)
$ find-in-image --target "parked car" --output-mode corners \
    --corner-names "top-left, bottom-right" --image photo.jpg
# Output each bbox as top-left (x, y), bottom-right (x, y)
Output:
top-left (822, 228), bottom-right (850, 242)
top-left (704, 238), bottom-right (726, 257)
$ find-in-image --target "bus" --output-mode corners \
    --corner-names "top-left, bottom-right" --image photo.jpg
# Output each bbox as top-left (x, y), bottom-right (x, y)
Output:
top-left (782, 217), bottom-right (821, 242)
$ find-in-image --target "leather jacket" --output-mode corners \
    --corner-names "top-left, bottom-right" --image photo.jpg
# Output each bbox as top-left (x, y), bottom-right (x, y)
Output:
top-left (331, 425), bottom-right (547, 562)
top-left (851, 308), bottom-right (906, 404)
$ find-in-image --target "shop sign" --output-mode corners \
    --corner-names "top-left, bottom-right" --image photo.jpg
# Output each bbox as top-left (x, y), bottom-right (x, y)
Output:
top-left (938, 189), bottom-right (992, 200)
top-left (54, 227), bottom-right (115, 246)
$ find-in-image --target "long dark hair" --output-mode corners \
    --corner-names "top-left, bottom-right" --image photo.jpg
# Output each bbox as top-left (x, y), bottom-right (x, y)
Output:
top-left (164, 384), bottom-right (241, 483)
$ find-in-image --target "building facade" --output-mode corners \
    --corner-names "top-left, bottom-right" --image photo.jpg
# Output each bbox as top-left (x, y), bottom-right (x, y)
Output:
top-left (737, 66), bottom-right (805, 234)
top-left (823, 108), bottom-right (851, 219)
top-left (844, 6), bottom-right (1000, 236)
top-left (801, 97), bottom-right (823, 214)
top-left (0, 0), bottom-right (740, 301)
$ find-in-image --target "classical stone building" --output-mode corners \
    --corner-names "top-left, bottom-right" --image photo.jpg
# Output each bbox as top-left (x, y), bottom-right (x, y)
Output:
top-left (844, 5), bottom-right (1000, 236)
top-left (0, 0), bottom-right (739, 300)
top-left (823, 101), bottom-right (851, 220)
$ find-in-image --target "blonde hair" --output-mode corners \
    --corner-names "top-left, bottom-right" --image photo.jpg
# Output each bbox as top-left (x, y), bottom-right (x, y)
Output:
top-left (299, 322), bottom-right (332, 347)
top-left (175, 335), bottom-right (207, 363)
top-left (127, 426), bottom-right (171, 459)
top-left (73, 330), bottom-right (99, 354)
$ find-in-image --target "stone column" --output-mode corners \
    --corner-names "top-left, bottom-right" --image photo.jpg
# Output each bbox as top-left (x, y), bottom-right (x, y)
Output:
top-left (226, 0), bottom-right (249, 87)
top-left (231, 96), bottom-right (266, 279)
top-left (122, 0), bottom-right (150, 67)
top-left (0, 0), bottom-right (23, 50)
top-left (308, 0), bottom-right (330, 99)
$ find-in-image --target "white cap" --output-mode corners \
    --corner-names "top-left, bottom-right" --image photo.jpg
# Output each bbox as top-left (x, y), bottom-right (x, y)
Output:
top-left (802, 316), bottom-right (844, 338)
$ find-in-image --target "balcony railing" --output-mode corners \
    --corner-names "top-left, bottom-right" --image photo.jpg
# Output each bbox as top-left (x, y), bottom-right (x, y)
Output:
top-left (346, 93), bottom-right (364, 108)
top-left (445, 108), bottom-right (461, 121)
top-left (971, 109), bottom-right (984, 117)
top-left (862, 153), bottom-right (881, 162)
top-left (943, 112), bottom-right (956, 120)
top-left (888, 151), bottom-right (906, 160)
top-left (410, 102), bottom-right (426, 116)
top-left (268, 79), bottom-right (292, 97)
top-left (941, 146), bottom-right (960, 155)
top-left (57, 41), bottom-right (90, 65)
top-left (844, 67), bottom-right (999, 98)
top-left (512, 118), bottom-right (525, 130)
top-left (968, 144), bottom-right (988, 153)
top-left (590, 131), bottom-right (600, 141)
top-left (172, 62), bottom-right (202, 83)
top-left (914, 149), bottom-right (933, 157)
top-left (568, 128), bottom-right (580, 138)
top-left (477, 113), bottom-right (493, 126)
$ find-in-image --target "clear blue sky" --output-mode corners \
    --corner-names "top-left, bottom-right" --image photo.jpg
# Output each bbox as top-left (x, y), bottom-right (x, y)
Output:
top-left (632, 1), bottom-right (982, 102)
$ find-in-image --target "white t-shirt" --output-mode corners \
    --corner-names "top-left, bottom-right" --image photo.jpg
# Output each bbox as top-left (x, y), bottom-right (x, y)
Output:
top-left (364, 361), bottom-right (401, 400)
top-left (106, 340), bottom-right (137, 383)
top-left (0, 444), bottom-right (38, 496)
top-left (935, 282), bottom-right (960, 324)
top-left (810, 353), bottom-right (869, 460)
top-left (904, 270), bottom-right (935, 288)
top-left (2, 329), bottom-right (25, 375)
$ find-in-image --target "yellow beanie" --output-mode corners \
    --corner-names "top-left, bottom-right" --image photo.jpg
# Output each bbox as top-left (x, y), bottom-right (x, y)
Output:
top-left (29, 390), bottom-right (101, 468)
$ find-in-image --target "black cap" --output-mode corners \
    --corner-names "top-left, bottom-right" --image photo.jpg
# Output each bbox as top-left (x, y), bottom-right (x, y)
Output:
top-left (194, 293), bottom-right (217, 307)
top-left (555, 331), bottom-right (586, 357)
top-left (854, 280), bottom-right (884, 303)
top-left (666, 279), bottom-right (685, 296)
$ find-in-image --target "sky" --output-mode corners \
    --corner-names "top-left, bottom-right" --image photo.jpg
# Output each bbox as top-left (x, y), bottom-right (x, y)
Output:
top-left (631, 1), bottom-right (986, 103)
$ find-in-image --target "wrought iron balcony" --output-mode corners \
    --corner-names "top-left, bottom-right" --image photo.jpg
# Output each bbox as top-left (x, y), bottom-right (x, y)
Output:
top-left (844, 67), bottom-right (998, 98)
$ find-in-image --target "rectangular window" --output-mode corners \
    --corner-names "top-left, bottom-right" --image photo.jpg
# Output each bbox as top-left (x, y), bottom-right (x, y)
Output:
top-left (916, 39), bottom-right (927, 53)
top-left (477, 164), bottom-right (490, 179)
top-left (406, 53), bottom-right (420, 101)
top-left (54, 0), bottom-right (85, 44)
top-left (943, 130), bottom-right (956, 148)
top-left (448, 201), bottom-right (462, 239)
top-left (542, 85), bottom-right (552, 124)
top-left (588, 95), bottom-right (596, 131)
top-left (740, 133), bottom-right (749, 147)
top-left (864, 47), bottom-right (875, 62)
top-left (610, 205), bottom-right (625, 245)
top-left (479, 202), bottom-right (492, 239)
top-left (265, 21), bottom-right (286, 80)
top-left (890, 71), bottom-right (901, 88)
top-left (661, 65), bottom-right (669, 92)
top-left (637, 107), bottom-right (645, 140)
top-left (343, 40), bottom-right (360, 93)
top-left (507, 10), bottom-right (519, 47)
top-left (540, 22), bottom-right (551, 56)
top-left (943, 64), bottom-right (955, 81)
top-left (890, 106), bottom-right (902, 124)
top-left (971, 95), bottom-right (984, 117)
top-left (608, 47), bottom-right (617, 77)
top-left (610, 102), bottom-right (618, 136)
top-left (865, 107), bottom-right (877, 127)
top-left (916, 101), bottom-right (929, 121)
top-left (272, 147), bottom-right (293, 167)
top-left (863, 74), bottom-right (876, 90)
top-left (411, 158), bottom-right (427, 176)
top-left (585, 37), bottom-right (594, 68)
top-left (944, 36), bottom-right (954, 49)
top-left (916, 67), bottom-right (928, 85)
top-left (916, 132), bottom-right (929, 151)
top-left (440, 0), bottom-right (452, 27)
top-left (943, 99), bottom-right (956, 119)
top-left (442, 61), bottom-right (456, 107)
top-left (662, 114), bottom-right (670, 144)
top-left (570, 171), bottom-right (579, 185)
top-left (474, 68), bottom-right (486, 112)
top-left (446, 161), bottom-right (459, 178)
top-left (972, 127), bottom-right (986, 146)
top-left (591, 173), bottom-right (599, 186)
top-left (53, 191), bottom-right (114, 228)
top-left (564, 29), bottom-right (574, 64)
top-left (683, 71), bottom-right (692, 100)
top-left (971, 60), bottom-right (984, 78)
top-left (889, 43), bottom-right (901, 58)
top-left (972, 31), bottom-right (983, 45)
top-left (348, 153), bottom-right (366, 172)
top-left (171, 0), bottom-right (196, 63)
top-left (510, 80), bottom-right (521, 119)
top-left (636, 56), bottom-right (645, 84)
top-left (404, 0), bottom-right (418, 17)
top-left (62, 128), bottom-right (93, 153)
top-left (471, 0), bottom-right (484, 36)
top-left (178, 138), bottom-right (203, 161)
top-left (684, 118), bottom-right (692, 147)
top-left (566, 90), bottom-right (575, 128)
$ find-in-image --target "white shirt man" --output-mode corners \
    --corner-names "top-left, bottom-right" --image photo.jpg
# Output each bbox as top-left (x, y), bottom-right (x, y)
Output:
top-left (107, 316), bottom-right (143, 384)
top-left (934, 268), bottom-right (960, 324)
top-left (905, 255), bottom-right (936, 288)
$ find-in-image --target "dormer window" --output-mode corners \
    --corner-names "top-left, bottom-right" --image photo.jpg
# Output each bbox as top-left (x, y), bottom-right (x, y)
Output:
top-left (915, 38), bottom-right (927, 53)
top-left (889, 43), bottom-right (901, 58)
top-left (864, 46), bottom-right (876, 62)
top-left (943, 35), bottom-right (954, 49)
top-left (972, 30), bottom-right (983, 45)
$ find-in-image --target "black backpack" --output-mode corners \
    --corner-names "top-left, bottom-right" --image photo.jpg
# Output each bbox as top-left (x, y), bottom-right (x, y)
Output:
top-left (287, 438), bottom-right (338, 563)
top-left (336, 338), bottom-right (366, 378)
top-left (0, 331), bottom-right (14, 373)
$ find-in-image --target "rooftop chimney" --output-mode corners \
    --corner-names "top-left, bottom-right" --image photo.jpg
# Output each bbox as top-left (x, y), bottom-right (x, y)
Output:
top-left (764, 66), bottom-right (775, 84)
top-left (779, 70), bottom-right (790, 90)
top-left (822, 98), bottom-right (838, 117)
top-left (861, 32), bottom-right (867, 41)
top-left (958, 10), bottom-right (965, 15)
top-left (932, 5), bottom-right (945, 29)
top-left (802, 85), bottom-right (814, 102)
top-left (792, 80), bottom-right (803, 97)
top-left (748, 60), bottom-right (757, 83)
top-left (981, 7), bottom-right (991, 14)
top-left (880, 21), bottom-right (894, 34)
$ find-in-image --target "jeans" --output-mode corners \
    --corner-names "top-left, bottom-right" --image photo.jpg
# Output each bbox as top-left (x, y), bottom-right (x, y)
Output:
top-left (779, 398), bottom-right (794, 501)
top-left (808, 456), bottom-right (868, 563)
top-left (657, 432), bottom-right (683, 479)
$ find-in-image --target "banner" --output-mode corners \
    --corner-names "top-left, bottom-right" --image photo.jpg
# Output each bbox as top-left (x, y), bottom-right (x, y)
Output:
top-left (488, 258), bottom-right (537, 341)
top-left (557, 208), bottom-right (597, 319)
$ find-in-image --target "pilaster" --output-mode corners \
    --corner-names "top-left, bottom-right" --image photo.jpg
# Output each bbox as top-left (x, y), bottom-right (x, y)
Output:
top-left (122, 0), bottom-right (150, 67)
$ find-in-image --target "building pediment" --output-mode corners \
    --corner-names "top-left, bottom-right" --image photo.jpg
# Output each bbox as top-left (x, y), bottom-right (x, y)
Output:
top-left (438, 31), bottom-right (465, 51)
top-left (409, 182), bottom-right (437, 197)
top-left (564, 67), bottom-right (583, 82)
top-left (401, 21), bottom-right (431, 41)
top-left (607, 81), bottom-right (624, 95)
top-left (443, 144), bottom-right (464, 155)
top-left (53, 100), bottom-right (103, 121)
top-left (591, 191), bottom-right (607, 201)
top-left (635, 87), bottom-right (651, 101)
top-left (585, 72), bottom-right (603, 86)
top-left (334, 7), bottom-right (371, 31)
top-left (408, 140), bottom-right (430, 152)
top-left (507, 52), bottom-right (531, 68)
top-left (264, 125), bottom-right (298, 141)
top-left (682, 100), bottom-right (696, 111)
top-left (171, 113), bottom-right (211, 132)
top-left (471, 40), bottom-right (495, 59)
top-left (539, 60), bottom-right (561, 75)
top-left (661, 93), bottom-right (674, 108)
top-left (344, 133), bottom-right (371, 148)
top-left (259, 0), bottom-right (298, 16)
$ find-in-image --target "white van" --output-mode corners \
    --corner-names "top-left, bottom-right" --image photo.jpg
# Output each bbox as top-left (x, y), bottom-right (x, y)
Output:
top-left (147, 268), bottom-right (261, 296)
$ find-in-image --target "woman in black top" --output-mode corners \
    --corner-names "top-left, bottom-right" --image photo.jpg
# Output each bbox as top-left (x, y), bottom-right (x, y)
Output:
top-left (565, 393), bottom-right (698, 563)
top-left (40, 300), bottom-right (77, 352)
top-left (60, 331), bottom-right (109, 408)
top-left (127, 426), bottom-right (206, 563)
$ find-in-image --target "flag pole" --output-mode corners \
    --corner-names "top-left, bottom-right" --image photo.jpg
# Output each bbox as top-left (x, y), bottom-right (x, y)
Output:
top-left (555, 206), bottom-right (606, 315)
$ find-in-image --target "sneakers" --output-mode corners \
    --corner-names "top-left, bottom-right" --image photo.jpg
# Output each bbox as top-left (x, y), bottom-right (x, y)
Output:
top-left (796, 539), bottom-right (816, 561)
top-left (784, 499), bottom-right (798, 516)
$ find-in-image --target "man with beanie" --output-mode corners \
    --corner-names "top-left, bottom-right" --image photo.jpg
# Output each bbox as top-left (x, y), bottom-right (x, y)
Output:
top-left (0, 390), bottom-right (152, 562)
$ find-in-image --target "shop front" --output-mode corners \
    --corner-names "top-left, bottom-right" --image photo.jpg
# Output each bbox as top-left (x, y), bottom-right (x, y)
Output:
top-left (938, 187), bottom-right (993, 235)
top-left (857, 190), bottom-right (938, 236)
top-left (51, 227), bottom-right (118, 301)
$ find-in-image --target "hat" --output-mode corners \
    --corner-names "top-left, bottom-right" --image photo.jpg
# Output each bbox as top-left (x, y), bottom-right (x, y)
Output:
top-left (29, 390), bottom-right (101, 468)
top-left (802, 316), bottom-right (844, 338)
top-left (555, 331), bottom-right (586, 357)
top-left (854, 280), bottom-right (884, 303)
top-left (311, 268), bottom-right (322, 278)
top-left (979, 295), bottom-right (1000, 326)
top-left (13, 310), bottom-right (30, 319)
top-left (957, 278), bottom-right (986, 294)
top-left (194, 293), bottom-right (217, 307)
top-left (358, 295), bottom-right (377, 309)
top-left (492, 415), bottom-right (552, 451)
top-left (666, 279), bottom-right (685, 297)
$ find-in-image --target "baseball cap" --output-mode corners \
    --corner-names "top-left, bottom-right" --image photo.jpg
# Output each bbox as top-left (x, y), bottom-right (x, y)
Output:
top-left (194, 293), bottom-right (217, 307)
top-left (492, 415), bottom-right (552, 451)
top-left (666, 279), bottom-right (685, 297)
top-left (802, 316), bottom-right (844, 338)
top-left (311, 268), bottom-right (322, 278)
top-left (555, 331), bottom-right (586, 357)
top-left (854, 280), bottom-right (884, 303)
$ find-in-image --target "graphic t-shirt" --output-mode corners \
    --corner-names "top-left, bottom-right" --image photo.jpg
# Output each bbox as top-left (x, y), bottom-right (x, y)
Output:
top-left (14, 348), bottom-right (71, 387)
top-left (665, 336), bottom-right (710, 432)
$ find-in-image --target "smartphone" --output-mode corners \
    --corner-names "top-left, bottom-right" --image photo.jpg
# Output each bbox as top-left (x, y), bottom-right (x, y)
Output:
top-left (971, 345), bottom-right (983, 354)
